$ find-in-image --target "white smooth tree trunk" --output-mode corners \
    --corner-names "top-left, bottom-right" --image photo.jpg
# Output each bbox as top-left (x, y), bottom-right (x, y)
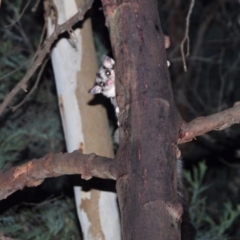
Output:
top-left (46, 0), bottom-right (121, 239)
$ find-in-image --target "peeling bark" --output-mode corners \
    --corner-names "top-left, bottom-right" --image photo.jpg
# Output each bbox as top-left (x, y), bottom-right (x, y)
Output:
top-left (46, 0), bottom-right (121, 239)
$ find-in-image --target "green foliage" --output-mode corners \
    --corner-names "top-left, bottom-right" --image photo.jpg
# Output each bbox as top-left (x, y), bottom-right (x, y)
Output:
top-left (185, 162), bottom-right (240, 240)
top-left (0, 125), bottom-right (28, 167)
top-left (0, 77), bottom-right (65, 168)
top-left (0, 1), bottom-right (64, 169)
top-left (0, 197), bottom-right (81, 240)
top-left (0, 3), bottom-right (69, 238)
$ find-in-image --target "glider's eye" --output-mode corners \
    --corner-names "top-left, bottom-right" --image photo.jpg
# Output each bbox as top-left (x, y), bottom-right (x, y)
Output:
top-left (99, 82), bottom-right (105, 87)
top-left (105, 70), bottom-right (111, 76)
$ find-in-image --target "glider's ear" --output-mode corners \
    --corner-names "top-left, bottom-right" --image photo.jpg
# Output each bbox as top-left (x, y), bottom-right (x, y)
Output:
top-left (101, 55), bottom-right (115, 68)
top-left (88, 85), bottom-right (102, 94)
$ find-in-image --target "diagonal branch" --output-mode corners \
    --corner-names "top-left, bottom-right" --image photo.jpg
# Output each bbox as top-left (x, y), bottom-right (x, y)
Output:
top-left (179, 102), bottom-right (240, 143)
top-left (11, 58), bottom-right (49, 112)
top-left (0, 0), bottom-right (94, 117)
top-left (0, 150), bottom-right (116, 201)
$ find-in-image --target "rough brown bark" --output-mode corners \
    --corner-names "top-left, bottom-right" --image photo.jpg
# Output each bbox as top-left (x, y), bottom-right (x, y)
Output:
top-left (0, 151), bottom-right (116, 200)
top-left (102, 0), bottom-right (182, 239)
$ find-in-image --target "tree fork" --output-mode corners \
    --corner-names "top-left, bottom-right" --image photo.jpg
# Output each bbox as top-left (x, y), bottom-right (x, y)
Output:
top-left (102, 0), bottom-right (182, 239)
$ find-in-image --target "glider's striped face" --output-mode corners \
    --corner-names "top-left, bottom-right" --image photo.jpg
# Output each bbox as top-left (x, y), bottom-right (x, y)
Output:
top-left (88, 55), bottom-right (115, 96)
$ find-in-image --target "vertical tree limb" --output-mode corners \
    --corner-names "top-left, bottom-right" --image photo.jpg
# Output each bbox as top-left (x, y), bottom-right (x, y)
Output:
top-left (102, 0), bottom-right (182, 239)
top-left (180, 0), bottom-right (195, 72)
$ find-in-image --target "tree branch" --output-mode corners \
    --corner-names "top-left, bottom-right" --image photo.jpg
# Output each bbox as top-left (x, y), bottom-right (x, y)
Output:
top-left (180, 0), bottom-right (195, 72)
top-left (1, 103), bottom-right (240, 202)
top-left (0, 150), bottom-right (116, 200)
top-left (0, 0), bottom-right (94, 116)
top-left (179, 102), bottom-right (240, 143)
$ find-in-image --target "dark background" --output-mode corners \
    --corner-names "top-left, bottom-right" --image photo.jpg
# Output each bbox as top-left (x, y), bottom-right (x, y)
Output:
top-left (0, 0), bottom-right (240, 239)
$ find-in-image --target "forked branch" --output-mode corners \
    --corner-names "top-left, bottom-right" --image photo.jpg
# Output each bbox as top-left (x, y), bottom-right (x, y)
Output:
top-left (0, 0), bottom-right (93, 116)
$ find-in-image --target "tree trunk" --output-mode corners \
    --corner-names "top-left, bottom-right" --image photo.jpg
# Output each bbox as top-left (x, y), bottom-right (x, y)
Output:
top-left (45, 0), bottom-right (121, 239)
top-left (102, 0), bottom-right (182, 239)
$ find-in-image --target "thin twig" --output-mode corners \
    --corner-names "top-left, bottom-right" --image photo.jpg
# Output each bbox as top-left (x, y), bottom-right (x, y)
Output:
top-left (0, 60), bottom-right (30, 81)
top-left (49, 0), bottom-right (59, 28)
top-left (4, 0), bottom-right (31, 28)
top-left (0, 21), bottom-right (47, 82)
top-left (0, 0), bottom-right (94, 117)
top-left (31, 21), bottom-right (47, 64)
top-left (31, 0), bottom-right (41, 12)
top-left (217, 49), bottom-right (225, 111)
top-left (15, 20), bottom-right (35, 53)
top-left (11, 58), bottom-right (49, 112)
top-left (180, 0), bottom-right (195, 72)
top-left (170, 55), bottom-right (221, 64)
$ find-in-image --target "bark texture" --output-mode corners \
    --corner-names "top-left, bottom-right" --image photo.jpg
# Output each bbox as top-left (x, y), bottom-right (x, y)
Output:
top-left (102, 0), bottom-right (182, 239)
top-left (0, 151), bottom-right (116, 200)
